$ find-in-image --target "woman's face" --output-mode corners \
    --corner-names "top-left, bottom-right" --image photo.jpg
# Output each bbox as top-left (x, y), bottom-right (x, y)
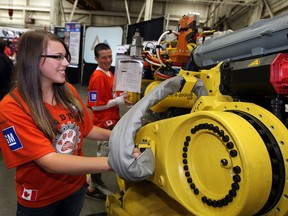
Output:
top-left (39, 40), bottom-right (70, 88)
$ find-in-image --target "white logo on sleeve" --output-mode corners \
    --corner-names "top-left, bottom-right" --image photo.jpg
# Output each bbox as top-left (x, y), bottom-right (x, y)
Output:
top-left (2, 126), bottom-right (23, 151)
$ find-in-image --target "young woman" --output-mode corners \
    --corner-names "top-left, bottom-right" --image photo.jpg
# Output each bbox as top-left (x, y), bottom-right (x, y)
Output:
top-left (0, 30), bottom-right (113, 216)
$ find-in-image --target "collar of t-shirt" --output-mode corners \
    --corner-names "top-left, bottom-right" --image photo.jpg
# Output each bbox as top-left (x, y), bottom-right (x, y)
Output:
top-left (96, 66), bottom-right (111, 77)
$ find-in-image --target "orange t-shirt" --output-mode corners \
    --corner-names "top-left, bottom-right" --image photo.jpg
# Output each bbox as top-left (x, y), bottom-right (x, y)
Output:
top-left (87, 68), bottom-right (120, 129)
top-left (0, 83), bottom-right (93, 208)
top-left (4, 46), bottom-right (11, 57)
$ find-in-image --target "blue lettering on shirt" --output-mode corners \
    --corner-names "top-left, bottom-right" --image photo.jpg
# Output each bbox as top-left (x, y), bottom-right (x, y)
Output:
top-left (89, 91), bottom-right (97, 102)
top-left (3, 126), bottom-right (23, 151)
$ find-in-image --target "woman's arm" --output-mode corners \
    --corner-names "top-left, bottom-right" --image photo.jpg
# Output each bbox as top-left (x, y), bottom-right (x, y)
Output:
top-left (85, 125), bottom-right (111, 141)
top-left (34, 127), bottom-right (111, 175)
top-left (34, 152), bottom-right (111, 175)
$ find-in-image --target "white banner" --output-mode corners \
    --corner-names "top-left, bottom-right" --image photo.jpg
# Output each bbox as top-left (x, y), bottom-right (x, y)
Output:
top-left (84, 26), bottom-right (123, 66)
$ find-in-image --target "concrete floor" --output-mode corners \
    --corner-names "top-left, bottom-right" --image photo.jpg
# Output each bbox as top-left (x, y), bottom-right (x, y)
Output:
top-left (0, 84), bottom-right (119, 216)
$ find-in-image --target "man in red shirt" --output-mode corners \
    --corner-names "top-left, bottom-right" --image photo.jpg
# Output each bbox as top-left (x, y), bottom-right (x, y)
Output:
top-left (86, 43), bottom-right (132, 200)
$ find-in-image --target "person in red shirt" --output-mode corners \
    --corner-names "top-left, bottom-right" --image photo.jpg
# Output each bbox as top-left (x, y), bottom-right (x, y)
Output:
top-left (0, 30), bottom-right (139, 215)
top-left (86, 43), bottom-right (133, 200)
top-left (4, 44), bottom-right (11, 58)
top-left (0, 38), bottom-right (14, 101)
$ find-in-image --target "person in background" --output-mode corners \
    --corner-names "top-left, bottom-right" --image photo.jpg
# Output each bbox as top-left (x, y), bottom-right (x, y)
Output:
top-left (11, 35), bottom-right (19, 57)
top-left (86, 43), bottom-right (133, 200)
top-left (0, 38), bottom-right (14, 101)
top-left (4, 40), bottom-right (12, 58)
top-left (0, 30), bottom-right (140, 216)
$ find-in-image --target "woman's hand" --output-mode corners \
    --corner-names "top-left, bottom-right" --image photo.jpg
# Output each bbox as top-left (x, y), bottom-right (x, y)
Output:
top-left (133, 146), bottom-right (141, 158)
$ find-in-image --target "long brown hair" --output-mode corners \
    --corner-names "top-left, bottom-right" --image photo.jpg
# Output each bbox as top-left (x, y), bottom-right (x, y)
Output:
top-left (14, 30), bottom-right (84, 142)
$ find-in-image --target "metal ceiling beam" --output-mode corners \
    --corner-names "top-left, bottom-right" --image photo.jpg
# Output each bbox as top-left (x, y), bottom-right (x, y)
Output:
top-left (152, 0), bottom-right (256, 6)
top-left (124, 0), bottom-right (131, 24)
top-left (263, 0), bottom-right (274, 18)
top-left (144, 0), bottom-right (153, 20)
top-left (0, 5), bottom-right (50, 12)
top-left (137, 3), bottom-right (146, 23)
top-left (69, 0), bottom-right (78, 22)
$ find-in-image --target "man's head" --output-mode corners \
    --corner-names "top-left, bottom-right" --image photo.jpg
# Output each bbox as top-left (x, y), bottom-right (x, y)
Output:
top-left (94, 43), bottom-right (112, 71)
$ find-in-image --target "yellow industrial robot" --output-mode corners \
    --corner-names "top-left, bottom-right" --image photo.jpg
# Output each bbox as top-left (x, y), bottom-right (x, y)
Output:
top-left (107, 12), bottom-right (288, 216)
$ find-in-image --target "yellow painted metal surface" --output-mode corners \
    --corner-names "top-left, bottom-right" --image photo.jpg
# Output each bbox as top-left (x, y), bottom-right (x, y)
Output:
top-left (135, 110), bottom-right (272, 215)
top-left (107, 67), bottom-right (288, 216)
top-left (123, 181), bottom-right (194, 216)
top-left (144, 79), bottom-right (197, 113)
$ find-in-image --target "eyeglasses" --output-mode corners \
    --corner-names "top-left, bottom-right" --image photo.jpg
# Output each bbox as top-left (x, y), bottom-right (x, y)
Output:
top-left (41, 54), bottom-right (71, 63)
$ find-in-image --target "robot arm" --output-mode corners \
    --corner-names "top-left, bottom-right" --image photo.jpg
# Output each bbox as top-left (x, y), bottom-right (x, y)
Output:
top-left (108, 75), bottom-right (184, 181)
